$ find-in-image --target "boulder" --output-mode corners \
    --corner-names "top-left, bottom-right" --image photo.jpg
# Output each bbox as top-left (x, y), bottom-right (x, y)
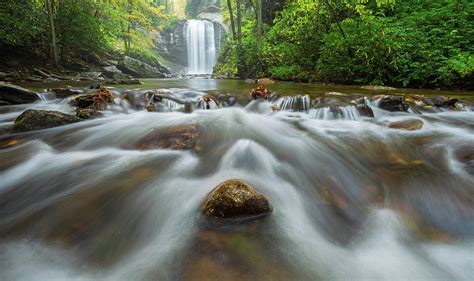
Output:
top-left (102, 65), bottom-right (130, 80)
top-left (131, 125), bottom-right (198, 150)
top-left (356, 104), bottom-right (374, 117)
top-left (76, 108), bottom-right (104, 120)
top-left (11, 109), bottom-right (81, 133)
top-left (70, 88), bottom-right (114, 110)
top-left (378, 96), bottom-right (409, 112)
top-left (117, 56), bottom-right (169, 78)
top-left (51, 87), bottom-right (83, 99)
top-left (250, 85), bottom-right (272, 100)
top-left (0, 83), bottom-right (39, 104)
top-left (431, 96), bottom-right (458, 108)
top-left (388, 119), bottom-right (424, 131)
top-left (201, 179), bottom-right (272, 219)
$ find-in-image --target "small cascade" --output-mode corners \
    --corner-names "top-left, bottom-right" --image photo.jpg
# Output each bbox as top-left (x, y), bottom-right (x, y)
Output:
top-left (196, 96), bottom-right (220, 110)
top-left (274, 96), bottom-right (311, 112)
top-left (184, 20), bottom-right (218, 75)
top-left (309, 105), bottom-right (361, 120)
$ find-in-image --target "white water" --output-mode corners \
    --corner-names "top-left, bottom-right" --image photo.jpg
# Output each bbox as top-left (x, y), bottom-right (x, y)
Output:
top-left (184, 20), bottom-right (217, 75)
top-left (0, 85), bottom-right (473, 281)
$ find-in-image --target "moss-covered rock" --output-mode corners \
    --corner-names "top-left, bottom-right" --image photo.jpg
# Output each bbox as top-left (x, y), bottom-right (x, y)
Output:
top-left (202, 179), bottom-right (272, 220)
top-left (11, 109), bottom-right (81, 133)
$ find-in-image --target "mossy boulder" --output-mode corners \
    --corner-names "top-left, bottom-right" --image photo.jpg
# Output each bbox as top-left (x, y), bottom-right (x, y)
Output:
top-left (202, 179), bottom-right (272, 220)
top-left (11, 109), bottom-right (81, 133)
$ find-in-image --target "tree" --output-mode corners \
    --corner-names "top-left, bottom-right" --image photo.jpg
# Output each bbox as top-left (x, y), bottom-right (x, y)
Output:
top-left (45, 0), bottom-right (59, 66)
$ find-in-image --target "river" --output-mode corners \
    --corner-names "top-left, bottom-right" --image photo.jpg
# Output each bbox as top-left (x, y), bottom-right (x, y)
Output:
top-left (0, 79), bottom-right (473, 281)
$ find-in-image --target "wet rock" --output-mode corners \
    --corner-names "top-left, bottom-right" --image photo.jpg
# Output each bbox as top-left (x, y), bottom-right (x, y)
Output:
top-left (11, 109), bottom-right (81, 133)
top-left (356, 104), bottom-right (374, 117)
top-left (90, 83), bottom-right (101, 89)
top-left (388, 119), bottom-right (424, 131)
top-left (196, 96), bottom-right (220, 110)
top-left (76, 108), bottom-right (104, 120)
top-left (70, 87), bottom-right (114, 110)
top-left (431, 96), bottom-right (458, 108)
top-left (201, 179), bottom-right (272, 220)
top-left (250, 85), bottom-right (272, 100)
top-left (244, 78), bottom-right (255, 84)
top-left (51, 87), bottom-right (83, 99)
top-left (257, 78), bottom-right (275, 85)
top-left (274, 95), bottom-right (311, 112)
top-left (0, 82), bottom-right (39, 104)
top-left (217, 94), bottom-right (237, 107)
top-left (378, 96), bottom-right (409, 112)
top-left (454, 144), bottom-right (474, 175)
top-left (131, 124), bottom-right (198, 150)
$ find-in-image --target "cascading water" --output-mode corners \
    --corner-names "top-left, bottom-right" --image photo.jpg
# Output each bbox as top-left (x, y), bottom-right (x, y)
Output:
top-left (0, 80), bottom-right (473, 281)
top-left (184, 20), bottom-right (217, 75)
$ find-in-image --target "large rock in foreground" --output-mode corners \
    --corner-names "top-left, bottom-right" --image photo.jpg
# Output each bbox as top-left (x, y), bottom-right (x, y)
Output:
top-left (202, 179), bottom-right (272, 220)
top-left (11, 109), bottom-right (81, 132)
top-left (0, 82), bottom-right (39, 105)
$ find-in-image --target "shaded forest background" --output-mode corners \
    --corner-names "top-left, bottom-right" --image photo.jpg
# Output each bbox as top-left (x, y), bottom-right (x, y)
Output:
top-left (0, 0), bottom-right (473, 89)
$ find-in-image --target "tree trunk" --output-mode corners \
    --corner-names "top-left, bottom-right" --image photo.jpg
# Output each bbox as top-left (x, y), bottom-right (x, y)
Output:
top-left (45, 0), bottom-right (59, 67)
top-left (226, 0), bottom-right (237, 41)
top-left (256, 0), bottom-right (263, 44)
top-left (236, 0), bottom-right (242, 42)
top-left (125, 0), bottom-right (133, 56)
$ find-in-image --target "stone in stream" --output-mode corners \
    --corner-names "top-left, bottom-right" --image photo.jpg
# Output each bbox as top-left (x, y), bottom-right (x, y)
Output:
top-left (378, 95), bottom-right (409, 112)
top-left (11, 109), bottom-right (81, 133)
top-left (76, 108), bottom-right (104, 120)
top-left (356, 104), bottom-right (374, 117)
top-left (131, 124), bottom-right (198, 150)
top-left (70, 87), bottom-right (114, 110)
top-left (388, 119), bottom-right (424, 131)
top-left (431, 96), bottom-right (458, 108)
top-left (51, 87), bottom-right (84, 99)
top-left (250, 85), bottom-right (272, 100)
top-left (0, 82), bottom-right (39, 105)
top-left (201, 179), bottom-right (272, 220)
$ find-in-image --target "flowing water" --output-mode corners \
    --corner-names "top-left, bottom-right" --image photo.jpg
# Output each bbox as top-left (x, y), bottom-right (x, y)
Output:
top-left (184, 20), bottom-right (218, 75)
top-left (0, 79), bottom-right (473, 281)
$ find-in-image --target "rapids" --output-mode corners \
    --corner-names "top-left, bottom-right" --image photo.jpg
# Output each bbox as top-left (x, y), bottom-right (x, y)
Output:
top-left (0, 79), bottom-right (473, 281)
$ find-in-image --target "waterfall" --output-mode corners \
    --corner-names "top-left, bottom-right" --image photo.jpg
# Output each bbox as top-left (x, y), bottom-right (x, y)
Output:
top-left (184, 20), bottom-right (217, 75)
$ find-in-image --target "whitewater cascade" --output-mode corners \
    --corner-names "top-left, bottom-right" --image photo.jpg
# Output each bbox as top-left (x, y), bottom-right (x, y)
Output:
top-left (184, 20), bottom-right (218, 75)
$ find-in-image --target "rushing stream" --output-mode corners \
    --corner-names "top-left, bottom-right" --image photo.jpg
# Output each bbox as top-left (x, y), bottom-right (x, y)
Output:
top-left (0, 79), bottom-right (473, 281)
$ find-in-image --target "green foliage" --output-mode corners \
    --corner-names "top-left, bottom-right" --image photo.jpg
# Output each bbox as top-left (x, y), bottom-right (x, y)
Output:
top-left (225, 0), bottom-right (473, 88)
top-left (0, 0), bottom-right (178, 67)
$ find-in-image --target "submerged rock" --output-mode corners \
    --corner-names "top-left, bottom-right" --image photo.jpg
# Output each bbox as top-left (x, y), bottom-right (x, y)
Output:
top-left (388, 119), bottom-right (424, 131)
top-left (454, 144), bottom-right (474, 175)
top-left (11, 109), bottom-right (81, 132)
top-left (250, 85), bottom-right (272, 100)
top-left (131, 124), bottom-right (198, 150)
top-left (202, 179), bottom-right (272, 220)
top-left (378, 96), bottom-right (409, 112)
top-left (0, 82), bottom-right (39, 105)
